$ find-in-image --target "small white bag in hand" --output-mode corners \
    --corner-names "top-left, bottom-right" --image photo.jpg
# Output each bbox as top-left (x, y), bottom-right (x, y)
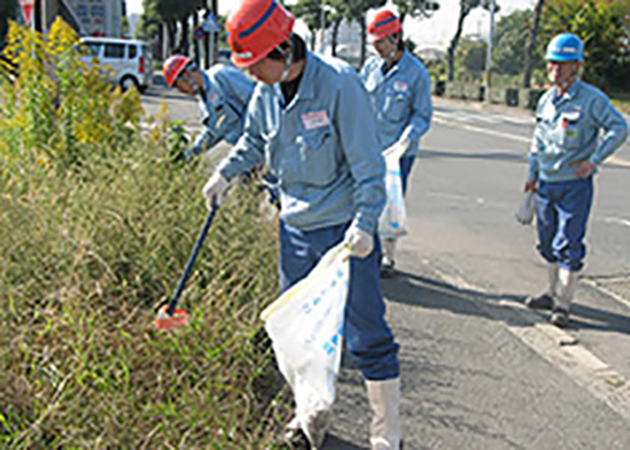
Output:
top-left (515, 191), bottom-right (536, 225)
top-left (378, 141), bottom-right (408, 239)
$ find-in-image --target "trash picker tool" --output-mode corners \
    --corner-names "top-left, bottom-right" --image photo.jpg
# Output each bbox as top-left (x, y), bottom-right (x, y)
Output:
top-left (155, 205), bottom-right (218, 330)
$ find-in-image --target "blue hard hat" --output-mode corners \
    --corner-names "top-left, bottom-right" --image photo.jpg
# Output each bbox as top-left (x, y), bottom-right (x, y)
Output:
top-left (545, 33), bottom-right (584, 62)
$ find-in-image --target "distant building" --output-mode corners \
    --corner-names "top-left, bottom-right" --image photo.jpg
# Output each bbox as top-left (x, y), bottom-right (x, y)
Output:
top-left (66, 0), bottom-right (124, 37)
top-left (33, 0), bottom-right (125, 37)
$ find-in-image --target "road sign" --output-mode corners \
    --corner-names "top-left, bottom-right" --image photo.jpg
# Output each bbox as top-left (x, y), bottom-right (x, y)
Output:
top-left (201, 13), bottom-right (220, 33)
top-left (193, 25), bottom-right (205, 41)
top-left (19, 0), bottom-right (34, 25)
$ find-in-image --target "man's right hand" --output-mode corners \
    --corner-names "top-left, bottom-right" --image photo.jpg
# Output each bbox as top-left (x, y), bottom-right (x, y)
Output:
top-left (202, 172), bottom-right (229, 208)
top-left (524, 179), bottom-right (537, 193)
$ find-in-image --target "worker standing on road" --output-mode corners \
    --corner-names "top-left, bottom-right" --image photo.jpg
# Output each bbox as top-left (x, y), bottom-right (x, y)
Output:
top-left (162, 55), bottom-right (254, 161)
top-left (202, 1), bottom-right (402, 449)
top-left (523, 33), bottom-right (628, 327)
top-left (361, 10), bottom-right (433, 277)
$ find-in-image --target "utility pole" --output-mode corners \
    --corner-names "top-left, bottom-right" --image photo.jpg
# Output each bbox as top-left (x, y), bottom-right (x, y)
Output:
top-left (319, 1), bottom-right (326, 53)
top-left (484, 0), bottom-right (496, 103)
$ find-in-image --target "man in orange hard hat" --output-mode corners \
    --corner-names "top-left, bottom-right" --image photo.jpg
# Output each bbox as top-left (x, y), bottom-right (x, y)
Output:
top-left (362, 10), bottom-right (432, 277)
top-left (162, 54), bottom-right (254, 161)
top-left (201, 1), bottom-right (402, 449)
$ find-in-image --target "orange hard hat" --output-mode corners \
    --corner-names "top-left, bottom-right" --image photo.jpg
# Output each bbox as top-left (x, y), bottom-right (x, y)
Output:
top-left (163, 55), bottom-right (191, 87)
top-left (227, 0), bottom-right (295, 68)
top-left (368, 10), bottom-right (402, 43)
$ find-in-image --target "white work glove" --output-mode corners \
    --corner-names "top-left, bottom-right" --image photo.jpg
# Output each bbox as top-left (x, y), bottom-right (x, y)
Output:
top-left (202, 171), bottom-right (229, 208)
top-left (343, 224), bottom-right (374, 258)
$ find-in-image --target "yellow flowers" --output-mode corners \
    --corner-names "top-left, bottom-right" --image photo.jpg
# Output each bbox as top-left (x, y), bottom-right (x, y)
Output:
top-left (0, 18), bottom-right (144, 175)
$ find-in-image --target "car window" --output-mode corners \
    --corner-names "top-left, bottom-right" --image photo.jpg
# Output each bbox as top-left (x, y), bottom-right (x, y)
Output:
top-left (104, 43), bottom-right (125, 59)
top-left (128, 45), bottom-right (137, 59)
top-left (85, 43), bottom-right (101, 57)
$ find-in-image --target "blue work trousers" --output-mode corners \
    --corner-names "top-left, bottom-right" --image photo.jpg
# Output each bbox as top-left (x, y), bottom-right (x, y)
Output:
top-left (535, 177), bottom-right (593, 271)
top-left (400, 155), bottom-right (416, 196)
top-left (279, 220), bottom-right (400, 381)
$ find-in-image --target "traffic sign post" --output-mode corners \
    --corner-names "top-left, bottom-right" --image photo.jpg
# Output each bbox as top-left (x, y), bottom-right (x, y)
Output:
top-left (19, 0), bottom-right (35, 26)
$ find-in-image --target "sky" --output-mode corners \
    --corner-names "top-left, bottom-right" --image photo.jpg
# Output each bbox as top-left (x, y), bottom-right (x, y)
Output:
top-left (125, 0), bottom-right (536, 50)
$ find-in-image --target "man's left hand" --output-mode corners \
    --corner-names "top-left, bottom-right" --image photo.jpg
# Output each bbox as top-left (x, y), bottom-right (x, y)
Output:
top-left (571, 160), bottom-right (596, 178)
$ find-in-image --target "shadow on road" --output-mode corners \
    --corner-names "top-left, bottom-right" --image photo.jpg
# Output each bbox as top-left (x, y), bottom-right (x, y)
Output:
top-left (383, 270), bottom-right (630, 334)
top-left (421, 148), bottom-right (526, 164)
top-left (323, 435), bottom-right (366, 449)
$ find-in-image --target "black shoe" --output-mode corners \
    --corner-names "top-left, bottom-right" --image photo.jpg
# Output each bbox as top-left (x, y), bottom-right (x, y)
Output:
top-left (381, 258), bottom-right (395, 278)
top-left (283, 421), bottom-right (311, 449)
top-left (550, 307), bottom-right (570, 328)
top-left (524, 293), bottom-right (554, 310)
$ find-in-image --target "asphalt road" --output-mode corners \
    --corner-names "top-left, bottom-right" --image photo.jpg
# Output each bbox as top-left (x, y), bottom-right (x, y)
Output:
top-left (141, 87), bottom-right (630, 449)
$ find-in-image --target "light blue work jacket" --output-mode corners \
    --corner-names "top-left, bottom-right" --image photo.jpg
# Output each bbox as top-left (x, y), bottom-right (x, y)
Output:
top-left (219, 51), bottom-right (386, 233)
top-left (529, 79), bottom-right (628, 182)
top-left (191, 64), bottom-right (254, 153)
top-left (360, 49), bottom-right (433, 156)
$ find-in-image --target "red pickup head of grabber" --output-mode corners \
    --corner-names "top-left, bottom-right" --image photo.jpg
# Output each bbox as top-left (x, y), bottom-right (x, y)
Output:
top-left (154, 305), bottom-right (190, 331)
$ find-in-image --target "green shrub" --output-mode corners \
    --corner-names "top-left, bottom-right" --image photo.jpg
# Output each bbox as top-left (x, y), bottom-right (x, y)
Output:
top-left (1, 20), bottom-right (284, 449)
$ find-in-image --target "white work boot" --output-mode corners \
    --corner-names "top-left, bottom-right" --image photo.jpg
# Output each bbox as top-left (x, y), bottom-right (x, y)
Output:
top-left (381, 239), bottom-right (397, 278)
top-left (366, 378), bottom-right (402, 450)
top-left (552, 267), bottom-right (577, 328)
top-left (525, 263), bottom-right (558, 310)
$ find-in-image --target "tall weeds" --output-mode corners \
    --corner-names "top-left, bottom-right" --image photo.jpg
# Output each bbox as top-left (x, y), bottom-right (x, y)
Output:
top-left (1, 20), bottom-right (283, 449)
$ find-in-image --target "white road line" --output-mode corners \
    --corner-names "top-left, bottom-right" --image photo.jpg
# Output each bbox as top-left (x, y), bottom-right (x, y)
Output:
top-left (434, 116), bottom-right (532, 144)
top-left (581, 278), bottom-right (630, 311)
top-left (433, 117), bottom-right (630, 168)
top-left (601, 217), bottom-right (630, 228)
top-left (429, 266), bottom-right (630, 422)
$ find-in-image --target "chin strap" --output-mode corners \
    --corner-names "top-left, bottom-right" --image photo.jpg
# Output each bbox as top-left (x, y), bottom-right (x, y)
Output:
top-left (280, 42), bottom-right (293, 82)
top-left (386, 35), bottom-right (398, 60)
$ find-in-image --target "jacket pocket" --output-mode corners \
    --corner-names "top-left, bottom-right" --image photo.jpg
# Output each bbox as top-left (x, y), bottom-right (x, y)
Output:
top-left (297, 127), bottom-right (338, 186)
top-left (561, 111), bottom-right (581, 149)
top-left (383, 91), bottom-right (410, 123)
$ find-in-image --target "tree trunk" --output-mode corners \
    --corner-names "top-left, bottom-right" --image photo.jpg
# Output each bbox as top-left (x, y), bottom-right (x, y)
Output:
top-left (331, 17), bottom-right (341, 57)
top-left (211, 0), bottom-right (218, 64)
top-left (179, 16), bottom-right (189, 55)
top-left (523, 0), bottom-right (545, 88)
top-left (167, 21), bottom-right (177, 55)
top-left (203, 8), bottom-right (210, 69)
top-left (359, 15), bottom-right (367, 67)
top-left (192, 10), bottom-right (200, 66)
top-left (447, 6), bottom-right (469, 82)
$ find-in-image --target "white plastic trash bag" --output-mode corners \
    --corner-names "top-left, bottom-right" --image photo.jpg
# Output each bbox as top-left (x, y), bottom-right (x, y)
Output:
top-left (260, 244), bottom-right (350, 444)
top-left (515, 191), bottom-right (536, 225)
top-left (378, 142), bottom-right (408, 239)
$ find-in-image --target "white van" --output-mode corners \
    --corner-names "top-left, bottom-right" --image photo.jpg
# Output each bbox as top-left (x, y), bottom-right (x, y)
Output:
top-left (79, 37), bottom-right (152, 93)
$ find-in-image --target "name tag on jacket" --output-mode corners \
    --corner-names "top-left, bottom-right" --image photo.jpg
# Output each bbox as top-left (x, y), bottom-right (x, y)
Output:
top-left (301, 110), bottom-right (331, 130)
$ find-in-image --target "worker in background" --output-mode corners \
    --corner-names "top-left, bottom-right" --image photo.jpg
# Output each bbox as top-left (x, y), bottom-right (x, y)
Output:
top-left (361, 10), bottom-right (432, 277)
top-left (523, 33), bottom-right (628, 327)
top-left (163, 55), bottom-right (278, 203)
top-left (201, 1), bottom-right (402, 448)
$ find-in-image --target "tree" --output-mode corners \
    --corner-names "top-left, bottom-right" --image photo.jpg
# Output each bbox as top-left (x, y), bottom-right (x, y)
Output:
top-left (329, 0), bottom-right (387, 66)
top-left (492, 9), bottom-right (539, 76)
top-left (391, 0), bottom-right (441, 24)
top-left (446, 0), bottom-right (499, 82)
top-left (540, 0), bottom-right (629, 90)
top-left (291, 0), bottom-right (334, 50)
top-left (459, 37), bottom-right (487, 75)
top-left (522, 0), bottom-right (544, 88)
